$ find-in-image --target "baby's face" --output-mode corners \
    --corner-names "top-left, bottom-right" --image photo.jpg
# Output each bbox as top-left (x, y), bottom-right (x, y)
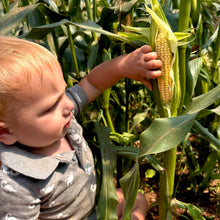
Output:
top-left (6, 66), bottom-right (74, 150)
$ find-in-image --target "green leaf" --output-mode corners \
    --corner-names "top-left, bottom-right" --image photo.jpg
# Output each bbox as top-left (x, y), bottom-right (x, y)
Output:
top-left (174, 32), bottom-right (191, 42)
top-left (0, 4), bottom-right (39, 35)
top-left (91, 122), bottom-right (118, 220)
top-left (0, 3), bottom-right (70, 36)
top-left (118, 32), bottom-right (148, 43)
top-left (187, 204), bottom-right (205, 220)
top-left (145, 169), bottom-right (156, 178)
top-left (183, 84), bottom-right (220, 115)
top-left (196, 106), bottom-right (220, 119)
top-left (87, 42), bottom-right (99, 72)
top-left (171, 199), bottom-right (205, 220)
top-left (143, 155), bottom-right (164, 172)
top-left (212, 173), bottom-right (220, 179)
top-left (44, 0), bottom-right (59, 12)
top-left (190, 151), bottom-right (218, 178)
top-left (117, 146), bottom-right (138, 160)
top-left (131, 112), bottom-right (149, 131)
top-left (198, 151), bottom-right (218, 194)
top-left (119, 161), bottom-right (140, 220)
top-left (185, 57), bottom-right (203, 105)
top-left (68, 0), bottom-right (83, 22)
top-left (23, 18), bottom-right (132, 44)
top-left (110, 132), bottom-right (136, 146)
top-left (121, 25), bottom-right (150, 37)
top-left (192, 121), bottom-right (220, 152)
top-left (202, 25), bottom-right (219, 50)
top-left (23, 19), bottom-right (70, 39)
top-left (139, 113), bottom-right (197, 157)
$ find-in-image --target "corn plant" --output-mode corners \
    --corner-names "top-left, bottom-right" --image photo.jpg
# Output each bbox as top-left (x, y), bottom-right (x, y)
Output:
top-left (0, 0), bottom-right (220, 219)
top-left (117, 0), bottom-right (220, 219)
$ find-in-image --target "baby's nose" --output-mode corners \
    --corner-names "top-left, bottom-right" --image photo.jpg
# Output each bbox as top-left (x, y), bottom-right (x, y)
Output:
top-left (63, 95), bottom-right (75, 115)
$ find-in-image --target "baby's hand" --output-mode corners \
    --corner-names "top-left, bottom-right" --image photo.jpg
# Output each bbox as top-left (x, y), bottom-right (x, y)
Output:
top-left (120, 45), bottom-right (162, 91)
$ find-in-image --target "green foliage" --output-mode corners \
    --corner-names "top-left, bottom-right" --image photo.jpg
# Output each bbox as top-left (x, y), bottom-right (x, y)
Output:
top-left (84, 121), bottom-right (119, 219)
top-left (0, 0), bottom-right (219, 219)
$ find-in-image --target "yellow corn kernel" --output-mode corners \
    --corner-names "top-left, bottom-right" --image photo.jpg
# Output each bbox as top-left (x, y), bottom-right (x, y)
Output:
top-left (156, 31), bottom-right (173, 104)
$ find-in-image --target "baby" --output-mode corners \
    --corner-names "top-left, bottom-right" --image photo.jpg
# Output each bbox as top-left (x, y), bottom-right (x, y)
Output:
top-left (0, 36), bottom-right (162, 219)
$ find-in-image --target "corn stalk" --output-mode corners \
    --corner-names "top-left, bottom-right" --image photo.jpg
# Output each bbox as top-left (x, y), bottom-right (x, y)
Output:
top-left (98, 50), bottom-right (116, 133)
top-left (145, 0), bottom-right (191, 218)
top-left (178, 0), bottom-right (192, 113)
top-left (212, 26), bottom-right (220, 85)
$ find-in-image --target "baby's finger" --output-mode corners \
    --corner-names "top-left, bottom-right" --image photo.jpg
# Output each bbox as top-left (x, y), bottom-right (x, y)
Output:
top-left (140, 45), bottom-right (152, 54)
top-left (146, 69), bottom-right (162, 79)
top-left (146, 60), bottom-right (162, 71)
top-left (144, 52), bottom-right (158, 61)
top-left (141, 78), bottom-right (153, 91)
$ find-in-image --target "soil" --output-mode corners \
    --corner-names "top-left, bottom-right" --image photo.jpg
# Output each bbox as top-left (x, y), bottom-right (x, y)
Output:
top-left (140, 164), bottom-right (220, 220)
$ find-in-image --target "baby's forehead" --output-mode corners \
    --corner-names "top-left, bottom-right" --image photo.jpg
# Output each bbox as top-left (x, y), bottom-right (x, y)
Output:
top-left (0, 36), bottom-right (64, 113)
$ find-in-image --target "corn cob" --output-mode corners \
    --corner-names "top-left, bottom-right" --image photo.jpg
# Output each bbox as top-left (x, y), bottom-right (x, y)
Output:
top-left (156, 31), bottom-right (173, 104)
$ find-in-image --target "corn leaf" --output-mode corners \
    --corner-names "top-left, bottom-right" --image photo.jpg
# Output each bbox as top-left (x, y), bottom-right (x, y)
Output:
top-left (23, 18), bottom-right (133, 44)
top-left (190, 151), bottom-right (218, 179)
top-left (171, 199), bottom-right (205, 220)
top-left (174, 32), bottom-right (192, 47)
top-left (192, 121), bottom-right (220, 152)
top-left (87, 42), bottom-right (99, 72)
top-left (139, 113), bottom-right (197, 157)
top-left (0, 4), bottom-right (39, 35)
top-left (118, 32), bottom-right (149, 43)
top-left (117, 146), bottom-right (138, 160)
top-left (187, 204), bottom-right (206, 220)
top-left (143, 155), bottom-right (164, 172)
top-left (119, 161), bottom-right (140, 220)
top-left (183, 84), bottom-right (220, 115)
top-left (121, 25), bottom-right (151, 37)
top-left (196, 106), bottom-right (220, 119)
top-left (184, 57), bottom-right (203, 107)
top-left (90, 122), bottom-right (118, 220)
top-left (151, 0), bottom-right (168, 24)
top-left (0, 3), bottom-right (70, 35)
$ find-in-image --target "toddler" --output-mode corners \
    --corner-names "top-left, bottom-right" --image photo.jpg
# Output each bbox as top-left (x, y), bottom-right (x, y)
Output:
top-left (0, 36), bottom-right (162, 219)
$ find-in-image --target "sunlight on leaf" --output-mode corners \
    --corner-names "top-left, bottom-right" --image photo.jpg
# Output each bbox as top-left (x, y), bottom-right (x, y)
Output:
top-left (139, 113), bottom-right (197, 157)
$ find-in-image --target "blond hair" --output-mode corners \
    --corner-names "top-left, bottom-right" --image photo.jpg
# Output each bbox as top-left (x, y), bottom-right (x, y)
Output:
top-left (0, 36), bottom-right (61, 118)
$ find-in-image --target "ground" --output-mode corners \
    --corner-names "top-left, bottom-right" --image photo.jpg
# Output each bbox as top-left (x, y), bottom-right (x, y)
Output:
top-left (140, 164), bottom-right (220, 220)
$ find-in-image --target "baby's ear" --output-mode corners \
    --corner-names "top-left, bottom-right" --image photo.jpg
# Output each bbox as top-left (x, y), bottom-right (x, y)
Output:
top-left (0, 122), bottom-right (17, 145)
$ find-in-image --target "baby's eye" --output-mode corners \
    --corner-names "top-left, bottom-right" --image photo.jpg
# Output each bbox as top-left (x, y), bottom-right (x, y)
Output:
top-left (44, 101), bottom-right (59, 114)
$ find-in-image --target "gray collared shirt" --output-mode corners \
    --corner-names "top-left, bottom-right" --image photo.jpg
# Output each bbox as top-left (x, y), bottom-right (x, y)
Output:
top-left (0, 85), bottom-right (97, 220)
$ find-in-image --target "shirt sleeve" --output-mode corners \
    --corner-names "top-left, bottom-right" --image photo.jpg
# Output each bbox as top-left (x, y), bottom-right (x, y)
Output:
top-left (66, 84), bottom-right (89, 117)
top-left (0, 170), bottom-right (40, 219)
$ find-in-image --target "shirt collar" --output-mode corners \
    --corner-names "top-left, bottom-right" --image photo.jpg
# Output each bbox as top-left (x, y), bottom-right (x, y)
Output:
top-left (0, 144), bottom-right (75, 180)
top-left (0, 116), bottom-right (85, 180)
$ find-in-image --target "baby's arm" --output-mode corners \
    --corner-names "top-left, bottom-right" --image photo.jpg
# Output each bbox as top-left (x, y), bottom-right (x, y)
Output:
top-left (79, 45), bottom-right (162, 102)
top-left (116, 188), bottom-right (147, 220)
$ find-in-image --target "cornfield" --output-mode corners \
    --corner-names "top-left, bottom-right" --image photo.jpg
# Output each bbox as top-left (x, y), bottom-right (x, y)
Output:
top-left (0, 0), bottom-right (220, 219)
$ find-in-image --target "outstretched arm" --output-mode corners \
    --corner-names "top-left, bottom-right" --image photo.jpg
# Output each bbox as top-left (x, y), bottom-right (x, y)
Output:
top-left (79, 45), bottom-right (162, 103)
